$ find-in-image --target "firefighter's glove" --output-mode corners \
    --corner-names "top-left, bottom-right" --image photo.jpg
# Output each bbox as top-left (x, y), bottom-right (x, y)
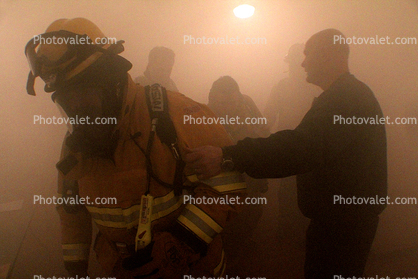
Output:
top-left (122, 232), bottom-right (200, 279)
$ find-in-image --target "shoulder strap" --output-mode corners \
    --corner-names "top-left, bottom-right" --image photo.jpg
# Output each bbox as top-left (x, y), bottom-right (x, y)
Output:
top-left (144, 84), bottom-right (185, 195)
top-left (145, 84), bottom-right (178, 148)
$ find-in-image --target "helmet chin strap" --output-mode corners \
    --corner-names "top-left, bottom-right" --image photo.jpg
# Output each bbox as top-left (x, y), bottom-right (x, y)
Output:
top-left (26, 72), bottom-right (36, 96)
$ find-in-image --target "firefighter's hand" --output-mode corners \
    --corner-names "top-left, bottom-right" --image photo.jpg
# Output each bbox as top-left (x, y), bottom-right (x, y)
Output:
top-left (123, 232), bottom-right (200, 279)
top-left (184, 146), bottom-right (222, 180)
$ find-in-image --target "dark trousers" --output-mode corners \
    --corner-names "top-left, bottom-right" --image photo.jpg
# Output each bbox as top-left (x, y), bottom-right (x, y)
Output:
top-left (304, 215), bottom-right (379, 279)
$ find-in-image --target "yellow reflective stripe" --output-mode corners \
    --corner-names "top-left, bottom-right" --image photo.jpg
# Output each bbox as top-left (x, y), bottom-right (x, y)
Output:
top-left (151, 195), bottom-right (183, 221)
top-left (92, 217), bottom-right (138, 229)
top-left (186, 172), bottom-right (246, 193)
top-left (177, 204), bottom-right (223, 244)
top-left (213, 249), bottom-right (225, 276)
top-left (154, 190), bottom-right (176, 204)
top-left (86, 190), bottom-right (182, 228)
top-left (187, 204), bottom-right (222, 233)
top-left (86, 204), bottom-right (140, 216)
top-left (86, 204), bottom-right (140, 229)
top-left (212, 182), bottom-right (246, 192)
top-left (62, 243), bottom-right (90, 262)
top-left (178, 215), bottom-right (212, 244)
top-left (187, 171), bottom-right (233, 183)
top-left (62, 243), bottom-right (90, 250)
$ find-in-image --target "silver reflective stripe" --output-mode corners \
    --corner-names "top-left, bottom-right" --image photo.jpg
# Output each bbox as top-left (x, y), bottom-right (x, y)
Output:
top-left (177, 204), bottom-right (223, 244)
top-left (86, 190), bottom-right (183, 228)
top-left (152, 193), bottom-right (183, 220)
top-left (87, 204), bottom-right (140, 229)
top-left (182, 208), bottom-right (218, 240)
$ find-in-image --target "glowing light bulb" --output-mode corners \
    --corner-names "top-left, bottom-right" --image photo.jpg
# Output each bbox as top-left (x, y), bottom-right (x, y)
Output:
top-left (233, 4), bottom-right (255, 19)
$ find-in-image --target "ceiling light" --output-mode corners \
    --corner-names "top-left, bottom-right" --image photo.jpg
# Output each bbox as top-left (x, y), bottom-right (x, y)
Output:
top-left (233, 4), bottom-right (255, 19)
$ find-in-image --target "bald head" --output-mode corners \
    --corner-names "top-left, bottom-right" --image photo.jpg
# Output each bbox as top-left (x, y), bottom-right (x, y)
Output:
top-left (306, 29), bottom-right (350, 60)
top-left (302, 29), bottom-right (350, 90)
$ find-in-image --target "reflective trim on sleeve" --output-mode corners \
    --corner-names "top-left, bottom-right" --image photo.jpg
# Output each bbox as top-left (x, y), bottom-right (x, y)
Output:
top-left (151, 191), bottom-right (184, 221)
top-left (85, 190), bottom-right (183, 229)
top-left (62, 243), bottom-right (90, 262)
top-left (186, 172), bottom-right (246, 193)
top-left (213, 249), bottom-right (226, 277)
top-left (177, 204), bottom-right (223, 244)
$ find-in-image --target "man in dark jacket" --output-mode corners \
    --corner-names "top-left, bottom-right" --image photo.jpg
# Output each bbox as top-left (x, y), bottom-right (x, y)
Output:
top-left (184, 29), bottom-right (387, 278)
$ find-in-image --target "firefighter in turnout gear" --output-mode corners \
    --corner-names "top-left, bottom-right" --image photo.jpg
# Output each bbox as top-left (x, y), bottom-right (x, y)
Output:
top-left (25, 18), bottom-right (246, 278)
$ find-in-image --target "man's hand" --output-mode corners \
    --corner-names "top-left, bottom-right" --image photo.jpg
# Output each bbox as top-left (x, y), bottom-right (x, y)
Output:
top-left (184, 146), bottom-right (223, 180)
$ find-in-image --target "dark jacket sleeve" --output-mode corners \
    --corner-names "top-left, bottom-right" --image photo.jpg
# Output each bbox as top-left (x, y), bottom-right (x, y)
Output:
top-left (223, 119), bottom-right (323, 179)
top-left (223, 80), bottom-right (363, 179)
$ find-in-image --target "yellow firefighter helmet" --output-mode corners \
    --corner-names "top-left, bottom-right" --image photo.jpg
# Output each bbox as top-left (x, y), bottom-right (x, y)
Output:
top-left (25, 17), bottom-right (125, 95)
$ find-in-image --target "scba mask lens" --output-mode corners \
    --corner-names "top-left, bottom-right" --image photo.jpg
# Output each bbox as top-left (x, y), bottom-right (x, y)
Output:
top-left (25, 31), bottom-right (82, 75)
top-left (24, 30), bottom-right (92, 95)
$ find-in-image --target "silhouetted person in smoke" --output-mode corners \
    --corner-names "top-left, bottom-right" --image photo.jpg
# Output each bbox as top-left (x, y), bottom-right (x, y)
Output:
top-left (208, 76), bottom-right (269, 276)
top-left (185, 29), bottom-right (388, 278)
top-left (208, 76), bottom-right (270, 141)
top-left (135, 46), bottom-right (179, 91)
top-left (264, 43), bottom-right (320, 132)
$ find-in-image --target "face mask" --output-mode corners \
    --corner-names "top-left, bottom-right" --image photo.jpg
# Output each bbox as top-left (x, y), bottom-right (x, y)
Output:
top-left (52, 85), bottom-right (119, 159)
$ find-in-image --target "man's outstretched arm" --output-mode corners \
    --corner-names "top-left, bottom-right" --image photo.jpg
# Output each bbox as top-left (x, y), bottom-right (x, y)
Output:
top-left (184, 127), bottom-right (319, 180)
